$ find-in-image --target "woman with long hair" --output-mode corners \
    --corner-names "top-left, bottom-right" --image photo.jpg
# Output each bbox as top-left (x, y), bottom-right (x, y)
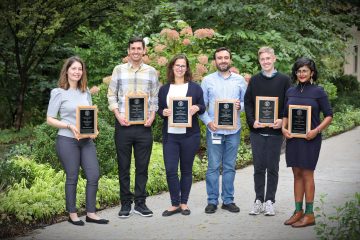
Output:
top-left (157, 54), bottom-right (205, 216)
top-left (47, 56), bottom-right (108, 225)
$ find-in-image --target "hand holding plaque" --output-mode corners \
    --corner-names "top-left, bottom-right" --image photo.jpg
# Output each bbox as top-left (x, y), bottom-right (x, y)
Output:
top-left (255, 96), bottom-right (278, 126)
top-left (214, 99), bottom-right (237, 130)
top-left (169, 97), bottom-right (192, 127)
top-left (288, 105), bottom-right (312, 138)
top-left (76, 106), bottom-right (98, 139)
top-left (125, 93), bottom-right (148, 125)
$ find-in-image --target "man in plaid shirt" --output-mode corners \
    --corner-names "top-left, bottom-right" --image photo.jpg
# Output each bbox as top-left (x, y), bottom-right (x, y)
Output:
top-left (107, 36), bottom-right (160, 218)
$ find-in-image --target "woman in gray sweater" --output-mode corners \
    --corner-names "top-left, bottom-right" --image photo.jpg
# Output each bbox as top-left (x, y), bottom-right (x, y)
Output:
top-left (47, 56), bottom-right (108, 226)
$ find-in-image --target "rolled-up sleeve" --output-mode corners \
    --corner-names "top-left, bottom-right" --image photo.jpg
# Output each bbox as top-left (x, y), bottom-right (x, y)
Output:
top-left (107, 66), bottom-right (120, 111)
top-left (149, 68), bottom-right (160, 112)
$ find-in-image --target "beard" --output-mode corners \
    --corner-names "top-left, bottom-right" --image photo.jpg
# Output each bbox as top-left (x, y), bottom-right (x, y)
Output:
top-left (216, 63), bottom-right (231, 72)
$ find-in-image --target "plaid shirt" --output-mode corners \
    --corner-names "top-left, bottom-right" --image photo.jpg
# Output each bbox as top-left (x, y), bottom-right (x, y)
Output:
top-left (107, 62), bottom-right (160, 114)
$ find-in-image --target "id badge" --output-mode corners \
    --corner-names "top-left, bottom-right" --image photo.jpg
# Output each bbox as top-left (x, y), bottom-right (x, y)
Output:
top-left (211, 133), bottom-right (222, 145)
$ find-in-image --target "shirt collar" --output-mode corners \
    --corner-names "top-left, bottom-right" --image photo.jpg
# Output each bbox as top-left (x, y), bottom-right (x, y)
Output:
top-left (261, 69), bottom-right (277, 77)
top-left (127, 61), bottom-right (144, 70)
top-left (216, 71), bottom-right (233, 80)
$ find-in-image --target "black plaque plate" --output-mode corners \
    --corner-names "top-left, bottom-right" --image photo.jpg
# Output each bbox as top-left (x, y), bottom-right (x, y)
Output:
top-left (289, 105), bottom-right (311, 138)
top-left (129, 97), bottom-right (145, 122)
top-left (215, 99), bottom-right (237, 129)
top-left (169, 97), bottom-right (192, 127)
top-left (76, 106), bottom-right (98, 138)
top-left (125, 94), bottom-right (148, 125)
top-left (256, 96), bottom-right (278, 126)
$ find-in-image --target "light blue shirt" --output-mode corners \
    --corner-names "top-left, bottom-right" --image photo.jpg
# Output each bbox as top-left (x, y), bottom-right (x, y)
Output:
top-left (200, 71), bottom-right (247, 135)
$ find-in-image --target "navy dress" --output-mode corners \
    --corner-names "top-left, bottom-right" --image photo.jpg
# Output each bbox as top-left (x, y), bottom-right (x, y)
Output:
top-left (284, 83), bottom-right (333, 170)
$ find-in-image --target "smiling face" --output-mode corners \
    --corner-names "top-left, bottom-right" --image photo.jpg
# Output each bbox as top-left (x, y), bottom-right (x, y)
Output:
top-left (67, 61), bottom-right (83, 83)
top-left (173, 58), bottom-right (187, 80)
top-left (128, 41), bottom-right (146, 64)
top-left (215, 50), bottom-right (232, 72)
top-left (259, 52), bottom-right (276, 73)
top-left (296, 65), bottom-right (313, 83)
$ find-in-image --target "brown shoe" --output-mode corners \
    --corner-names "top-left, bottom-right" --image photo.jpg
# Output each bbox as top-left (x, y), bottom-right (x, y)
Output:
top-left (292, 213), bottom-right (315, 228)
top-left (284, 210), bottom-right (304, 225)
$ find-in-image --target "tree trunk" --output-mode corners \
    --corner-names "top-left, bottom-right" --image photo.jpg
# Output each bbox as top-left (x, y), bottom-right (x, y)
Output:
top-left (13, 72), bottom-right (28, 131)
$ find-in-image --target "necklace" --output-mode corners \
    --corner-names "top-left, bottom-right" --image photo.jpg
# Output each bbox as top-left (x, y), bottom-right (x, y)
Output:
top-left (300, 84), bottom-right (305, 93)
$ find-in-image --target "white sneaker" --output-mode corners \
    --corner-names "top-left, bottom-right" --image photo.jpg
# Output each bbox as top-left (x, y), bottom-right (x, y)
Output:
top-left (264, 200), bottom-right (275, 216)
top-left (249, 200), bottom-right (263, 215)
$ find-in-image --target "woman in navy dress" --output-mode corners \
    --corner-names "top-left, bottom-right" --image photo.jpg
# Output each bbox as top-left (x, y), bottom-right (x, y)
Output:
top-left (282, 57), bottom-right (332, 227)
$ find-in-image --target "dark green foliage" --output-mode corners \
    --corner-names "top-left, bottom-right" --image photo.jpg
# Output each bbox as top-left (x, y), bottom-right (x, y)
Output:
top-left (0, 157), bottom-right (35, 191)
top-left (323, 106), bottom-right (360, 138)
top-left (331, 75), bottom-right (359, 93)
top-left (32, 123), bottom-right (60, 170)
top-left (315, 193), bottom-right (360, 240)
top-left (152, 115), bottom-right (164, 143)
top-left (93, 118), bottom-right (117, 176)
top-left (91, 83), bottom-right (115, 126)
top-left (0, 127), bottom-right (34, 145)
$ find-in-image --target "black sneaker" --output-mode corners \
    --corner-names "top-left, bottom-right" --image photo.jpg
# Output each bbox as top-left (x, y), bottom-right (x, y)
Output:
top-left (118, 201), bottom-right (132, 218)
top-left (205, 204), bottom-right (217, 214)
top-left (221, 203), bottom-right (240, 213)
top-left (134, 202), bottom-right (153, 217)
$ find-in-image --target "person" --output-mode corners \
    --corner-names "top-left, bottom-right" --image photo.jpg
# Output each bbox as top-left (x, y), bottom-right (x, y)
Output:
top-left (282, 57), bottom-right (332, 227)
top-left (107, 37), bottom-right (160, 218)
top-left (157, 54), bottom-right (206, 216)
top-left (200, 47), bottom-right (247, 214)
top-left (47, 56), bottom-right (109, 226)
top-left (244, 46), bottom-right (291, 216)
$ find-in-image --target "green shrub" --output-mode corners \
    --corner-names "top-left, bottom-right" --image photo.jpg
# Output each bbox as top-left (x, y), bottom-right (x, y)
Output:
top-left (93, 118), bottom-right (118, 176)
top-left (32, 119), bottom-right (118, 176)
top-left (0, 155), bottom-right (120, 224)
top-left (4, 143), bottom-right (32, 159)
top-left (315, 193), bottom-right (360, 240)
top-left (32, 123), bottom-right (60, 170)
top-left (330, 75), bottom-right (359, 94)
top-left (323, 106), bottom-right (360, 138)
top-left (91, 83), bottom-right (115, 127)
top-left (0, 156), bottom-right (67, 224)
top-left (0, 127), bottom-right (33, 145)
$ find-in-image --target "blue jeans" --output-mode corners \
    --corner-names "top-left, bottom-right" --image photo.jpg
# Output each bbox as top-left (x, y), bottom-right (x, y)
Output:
top-left (206, 129), bottom-right (240, 205)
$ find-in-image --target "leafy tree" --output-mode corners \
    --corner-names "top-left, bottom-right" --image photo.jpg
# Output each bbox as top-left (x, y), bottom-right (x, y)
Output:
top-left (0, 0), bottom-right (117, 130)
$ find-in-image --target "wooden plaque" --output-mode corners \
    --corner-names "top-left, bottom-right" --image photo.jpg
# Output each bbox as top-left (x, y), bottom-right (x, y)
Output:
top-left (169, 97), bottom-right (192, 128)
top-left (125, 93), bottom-right (148, 125)
top-left (214, 99), bottom-right (237, 130)
top-left (288, 105), bottom-right (312, 138)
top-left (76, 105), bottom-right (98, 139)
top-left (255, 96), bottom-right (278, 126)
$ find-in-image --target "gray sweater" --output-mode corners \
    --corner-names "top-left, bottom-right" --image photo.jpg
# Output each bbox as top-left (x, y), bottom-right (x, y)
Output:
top-left (47, 88), bottom-right (92, 138)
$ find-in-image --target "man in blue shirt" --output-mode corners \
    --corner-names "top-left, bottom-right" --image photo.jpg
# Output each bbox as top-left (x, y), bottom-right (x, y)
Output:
top-left (200, 47), bottom-right (247, 214)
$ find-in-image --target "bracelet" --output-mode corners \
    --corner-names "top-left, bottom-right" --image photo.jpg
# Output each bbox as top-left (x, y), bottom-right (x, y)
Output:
top-left (316, 127), bottom-right (321, 134)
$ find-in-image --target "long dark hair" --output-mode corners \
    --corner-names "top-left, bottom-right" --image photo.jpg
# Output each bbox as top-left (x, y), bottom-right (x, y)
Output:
top-left (58, 56), bottom-right (88, 92)
top-left (291, 57), bottom-right (318, 82)
top-left (166, 54), bottom-right (192, 83)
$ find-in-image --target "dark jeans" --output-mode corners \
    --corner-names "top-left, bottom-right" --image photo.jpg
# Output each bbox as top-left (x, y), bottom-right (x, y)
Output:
top-left (56, 135), bottom-right (100, 213)
top-left (163, 133), bottom-right (200, 206)
top-left (250, 132), bottom-right (283, 203)
top-left (115, 120), bottom-right (153, 204)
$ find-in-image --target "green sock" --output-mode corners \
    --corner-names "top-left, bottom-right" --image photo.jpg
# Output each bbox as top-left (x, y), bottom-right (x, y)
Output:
top-left (305, 202), bottom-right (314, 214)
top-left (295, 202), bottom-right (303, 212)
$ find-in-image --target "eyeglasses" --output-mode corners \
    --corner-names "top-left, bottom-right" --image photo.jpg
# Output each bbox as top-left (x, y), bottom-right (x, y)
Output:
top-left (296, 69), bottom-right (311, 75)
top-left (174, 64), bottom-right (187, 69)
